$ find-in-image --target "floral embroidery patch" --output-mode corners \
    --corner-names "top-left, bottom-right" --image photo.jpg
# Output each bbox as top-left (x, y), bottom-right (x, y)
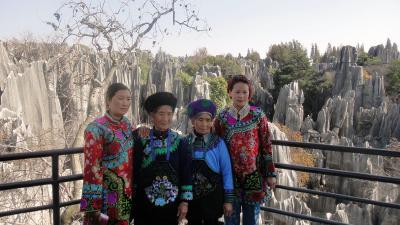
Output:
top-left (144, 176), bottom-right (178, 206)
top-left (193, 172), bottom-right (216, 199)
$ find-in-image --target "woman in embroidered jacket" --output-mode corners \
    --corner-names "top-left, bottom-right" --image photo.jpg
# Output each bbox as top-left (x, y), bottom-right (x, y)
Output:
top-left (80, 83), bottom-right (134, 225)
top-left (131, 92), bottom-right (193, 225)
top-left (214, 75), bottom-right (277, 225)
top-left (185, 99), bottom-right (234, 225)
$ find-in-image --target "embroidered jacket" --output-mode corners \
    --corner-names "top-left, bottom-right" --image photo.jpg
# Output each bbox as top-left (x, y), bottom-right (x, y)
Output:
top-left (80, 113), bottom-right (134, 225)
top-left (214, 104), bottom-right (276, 203)
top-left (133, 129), bottom-right (193, 202)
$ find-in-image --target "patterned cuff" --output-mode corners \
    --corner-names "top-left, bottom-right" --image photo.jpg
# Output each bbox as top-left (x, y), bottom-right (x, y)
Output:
top-left (224, 189), bottom-right (235, 203)
top-left (80, 197), bottom-right (102, 212)
top-left (81, 184), bottom-right (103, 212)
top-left (180, 185), bottom-right (193, 201)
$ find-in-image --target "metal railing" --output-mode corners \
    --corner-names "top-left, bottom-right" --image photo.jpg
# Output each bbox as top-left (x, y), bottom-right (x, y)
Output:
top-left (0, 148), bottom-right (83, 224)
top-left (0, 140), bottom-right (399, 225)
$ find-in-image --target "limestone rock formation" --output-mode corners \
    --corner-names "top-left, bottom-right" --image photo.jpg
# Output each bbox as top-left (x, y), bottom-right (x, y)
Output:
top-left (368, 39), bottom-right (400, 64)
top-left (273, 81), bottom-right (304, 131)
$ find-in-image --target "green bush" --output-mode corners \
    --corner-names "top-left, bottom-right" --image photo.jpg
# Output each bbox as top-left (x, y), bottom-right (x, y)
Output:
top-left (357, 52), bottom-right (382, 66)
top-left (176, 71), bottom-right (193, 87)
top-left (386, 60), bottom-right (400, 97)
top-left (204, 76), bottom-right (230, 110)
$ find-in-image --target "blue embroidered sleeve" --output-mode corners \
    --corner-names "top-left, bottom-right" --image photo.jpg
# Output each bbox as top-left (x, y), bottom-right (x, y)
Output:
top-left (217, 139), bottom-right (235, 203)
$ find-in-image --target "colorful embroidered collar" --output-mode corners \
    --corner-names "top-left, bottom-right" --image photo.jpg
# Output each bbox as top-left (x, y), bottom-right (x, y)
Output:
top-left (227, 103), bottom-right (250, 120)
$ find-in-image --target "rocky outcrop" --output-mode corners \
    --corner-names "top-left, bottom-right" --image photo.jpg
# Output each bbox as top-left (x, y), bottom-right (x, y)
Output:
top-left (198, 64), bottom-right (222, 77)
top-left (273, 81), bottom-right (304, 131)
top-left (316, 91), bottom-right (355, 138)
top-left (190, 74), bottom-right (210, 101)
top-left (328, 203), bottom-right (373, 225)
top-left (0, 60), bottom-right (65, 148)
top-left (332, 46), bottom-right (361, 96)
top-left (0, 107), bottom-right (33, 151)
top-left (368, 39), bottom-right (399, 64)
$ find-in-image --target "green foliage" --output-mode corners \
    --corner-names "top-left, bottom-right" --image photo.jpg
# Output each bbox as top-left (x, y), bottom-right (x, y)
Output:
top-left (184, 54), bottom-right (242, 77)
top-left (300, 71), bottom-right (333, 119)
top-left (212, 55), bottom-right (242, 76)
top-left (204, 76), bottom-right (230, 110)
top-left (268, 40), bottom-right (313, 100)
top-left (386, 60), bottom-right (400, 97)
top-left (357, 52), bottom-right (382, 66)
top-left (182, 61), bottom-right (199, 76)
top-left (176, 71), bottom-right (194, 87)
top-left (137, 51), bottom-right (152, 84)
top-left (245, 50), bottom-right (261, 62)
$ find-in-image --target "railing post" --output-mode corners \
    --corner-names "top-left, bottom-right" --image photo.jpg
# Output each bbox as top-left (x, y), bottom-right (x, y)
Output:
top-left (52, 154), bottom-right (60, 225)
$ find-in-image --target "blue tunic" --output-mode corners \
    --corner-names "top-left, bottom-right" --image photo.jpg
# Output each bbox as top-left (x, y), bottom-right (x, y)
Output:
top-left (186, 133), bottom-right (234, 203)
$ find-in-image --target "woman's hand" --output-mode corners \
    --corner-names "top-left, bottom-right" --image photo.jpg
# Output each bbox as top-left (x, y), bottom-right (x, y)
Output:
top-left (137, 126), bottom-right (150, 138)
top-left (223, 203), bottom-right (233, 217)
top-left (267, 177), bottom-right (277, 190)
top-left (177, 201), bottom-right (189, 224)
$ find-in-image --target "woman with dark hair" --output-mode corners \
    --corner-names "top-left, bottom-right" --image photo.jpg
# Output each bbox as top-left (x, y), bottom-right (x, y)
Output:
top-left (214, 75), bottom-right (277, 225)
top-left (131, 92), bottom-right (193, 225)
top-left (80, 83), bottom-right (134, 225)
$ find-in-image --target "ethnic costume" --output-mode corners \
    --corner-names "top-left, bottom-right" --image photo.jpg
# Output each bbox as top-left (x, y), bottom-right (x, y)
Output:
top-left (185, 99), bottom-right (234, 225)
top-left (132, 129), bottom-right (192, 225)
top-left (186, 132), bottom-right (234, 225)
top-left (131, 92), bottom-right (193, 225)
top-left (214, 104), bottom-right (276, 225)
top-left (80, 113), bottom-right (134, 225)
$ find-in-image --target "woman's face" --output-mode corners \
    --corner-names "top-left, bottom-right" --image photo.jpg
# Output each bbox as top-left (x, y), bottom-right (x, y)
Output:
top-left (107, 90), bottom-right (131, 118)
top-left (229, 82), bottom-right (250, 109)
top-left (191, 113), bottom-right (213, 135)
top-left (151, 105), bottom-right (174, 131)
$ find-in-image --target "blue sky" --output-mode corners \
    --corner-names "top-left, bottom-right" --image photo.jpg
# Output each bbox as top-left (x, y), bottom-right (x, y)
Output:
top-left (1, 0), bottom-right (399, 56)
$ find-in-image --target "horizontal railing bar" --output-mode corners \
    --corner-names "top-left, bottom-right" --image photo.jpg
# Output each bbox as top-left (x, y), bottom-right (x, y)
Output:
top-left (0, 204), bottom-right (53, 218)
top-left (0, 174), bottom-right (84, 191)
top-left (0, 148), bottom-right (83, 162)
top-left (261, 206), bottom-right (352, 225)
top-left (272, 140), bottom-right (400, 157)
top-left (276, 163), bottom-right (400, 184)
top-left (0, 200), bottom-right (80, 218)
top-left (276, 185), bottom-right (400, 209)
top-left (58, 174), bottom-right (83, 183)
top-left (0, 178), bottom-right (53, 191)
top-left (1, 140), bottom-right (398, 163)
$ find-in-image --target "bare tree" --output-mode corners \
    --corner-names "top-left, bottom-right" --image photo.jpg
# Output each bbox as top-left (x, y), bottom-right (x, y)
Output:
top-left (46, 0), bottom-right (208, 223)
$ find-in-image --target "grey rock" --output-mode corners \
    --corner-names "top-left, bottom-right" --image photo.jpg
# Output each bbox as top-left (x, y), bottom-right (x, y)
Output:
top-left (368, 39), bottom-right (400, 64)
top-left (273, 81), bottom-right (304, 131)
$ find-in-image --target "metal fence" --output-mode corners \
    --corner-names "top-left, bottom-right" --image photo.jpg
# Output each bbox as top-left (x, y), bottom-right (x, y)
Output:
top-left (1, 140), bottom-right (399, 225)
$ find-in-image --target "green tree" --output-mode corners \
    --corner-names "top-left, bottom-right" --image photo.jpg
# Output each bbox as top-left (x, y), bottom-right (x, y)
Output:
top-left (204, 76), bottom-right (230, 110)
top-left (268, 40), bottom-right (313, 100)
top-left (176, 71), bottom-right (194, 87)
top-left (137, 50), bottom-right (153, 84)
top-left (182, 61), bottom-right (200, 76)
top-left (386, 60), bottom-right (400, 97)
top-left (357, 52), bottom-right (383, 66)
top-left (245, 49), bottom-right (261, 62)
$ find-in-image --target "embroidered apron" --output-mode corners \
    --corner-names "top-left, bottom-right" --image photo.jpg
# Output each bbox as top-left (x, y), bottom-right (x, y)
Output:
top-left (139, 130), bottom-right (180, 207)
